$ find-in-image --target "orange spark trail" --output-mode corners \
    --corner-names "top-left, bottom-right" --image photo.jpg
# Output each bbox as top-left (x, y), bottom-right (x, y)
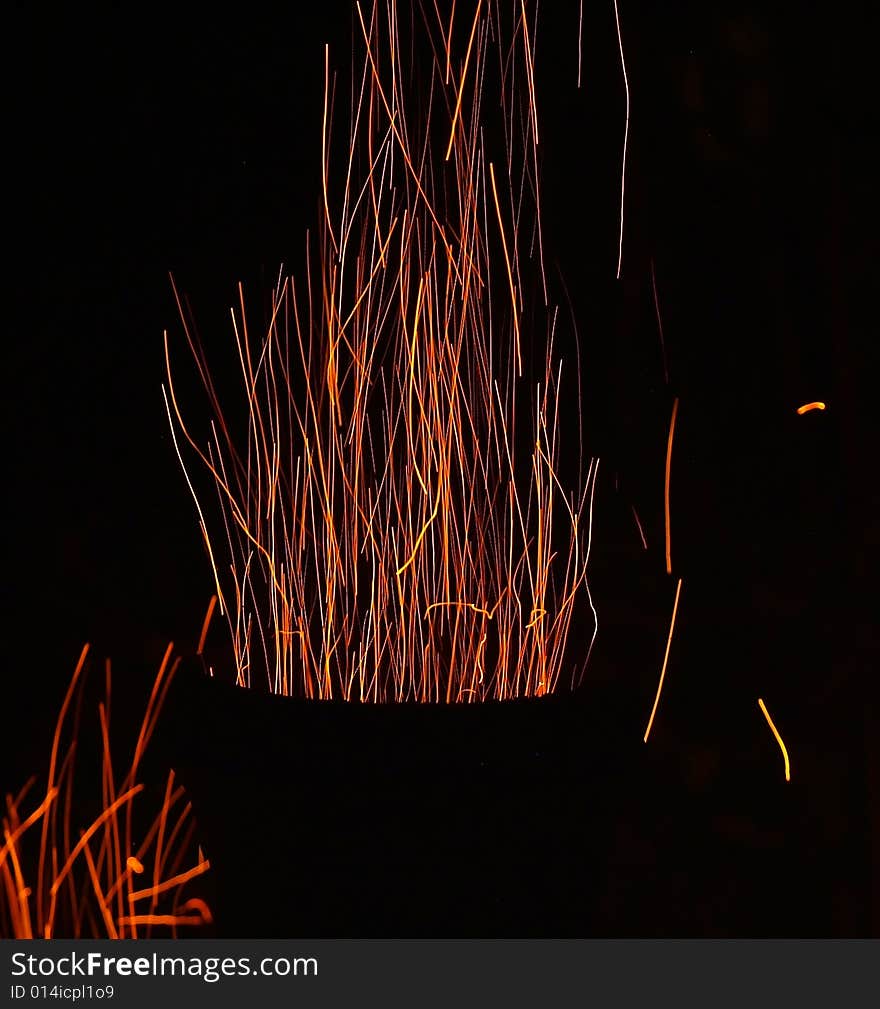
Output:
top-left (489, 162), bottom-right (522, 376)
top-left (49, 787), bottom-right (144, 898)
top-left (644, 577), bottom-right (682, 743)
top-left (0, 790), bottom-right (58, 872)
top-left (117, 914), bottom-right (208, 928)
top-left (664, 396), bottom-right (679, 575)
top-left (197, 595), bottom-right (218, 655)
top-left (445, 0), bottom-right (482, 161)
top-left (35, 643), bottom-right (88, 936)
top-left (796, 401), bottom-right (826, 415)
top-left (758, 698), bottom-right (791, 781)
top-left (127, 859), bottom-right (211, 904)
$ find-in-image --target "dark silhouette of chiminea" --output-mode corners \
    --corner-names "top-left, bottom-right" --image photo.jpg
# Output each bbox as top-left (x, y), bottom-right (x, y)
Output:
top-left (152, 650), bottom-right (830, 938)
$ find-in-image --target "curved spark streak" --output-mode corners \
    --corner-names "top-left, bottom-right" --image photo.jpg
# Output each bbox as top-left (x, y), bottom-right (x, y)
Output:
top-left (796, 401), bottom-right (826, 415)
top-left (758, 698), bottom-right (791, 781)
top-left (664, 397), bottom-right (679, 575)
top-left (644, 578), bottom-right (682, 743)
top-left (612, 0), bottom-right (629, 279)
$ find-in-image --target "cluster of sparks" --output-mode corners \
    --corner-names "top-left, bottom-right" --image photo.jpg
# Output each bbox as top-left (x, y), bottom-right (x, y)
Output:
top-left (161, 0), bottom-right (797, 774)
top-left (1, 643), bottom-right (211, 938)
top-left (3, 2), bottom-right (827, 946)
top-left (164, 0), bottom-right (596, 702)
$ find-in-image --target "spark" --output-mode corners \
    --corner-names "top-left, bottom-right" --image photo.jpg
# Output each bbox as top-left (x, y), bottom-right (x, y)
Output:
top-left (0, 789), bottom-right (58, 873)
top-left (127, 860), bottom-right (212, 904)
top-left (445, 0), bottom-right (483, 161)
top-left (161, 368), bottom-right (226, 617)
top-left (631, 503), bottom-right (647, 549)
top-left (178, 897), bottom-right (214, 924)
top-left (50, 787), bottom-right (145, 898)
top-left (796, 401), bottom-right (826, 415)
top-left (664, 396), bottom-right (679, 575)
top-left (34, 643), bottom-right (89, 936)
top-left (650, 257), bottom-right (669, 384)
top-left (489, 161), bottom-right (522, 376)
top-left (577, 0), bottom-right (584, 88)
top-left (612, 0), bottom-right (629, 279)
top-left (322, 45), bottom-right (339, 257)
top-left (197, 594), bottom-right (218, 655)
top-left (644, 577), bottom-right (682, 743)
top-left (117, 913), bottom-right (209, 928)
top-left (758, 698), bottom-right (791, 782)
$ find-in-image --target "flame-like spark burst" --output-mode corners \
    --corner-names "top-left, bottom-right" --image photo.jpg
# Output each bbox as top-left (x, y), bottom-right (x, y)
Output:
top-left (1, 642), bottom-right (211, 938)
top-left (164, 1), bottom-right (596, 702)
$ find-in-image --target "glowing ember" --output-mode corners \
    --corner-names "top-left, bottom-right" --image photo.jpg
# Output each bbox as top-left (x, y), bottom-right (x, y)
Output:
top-left (164, 0), bottom-right (596, 701)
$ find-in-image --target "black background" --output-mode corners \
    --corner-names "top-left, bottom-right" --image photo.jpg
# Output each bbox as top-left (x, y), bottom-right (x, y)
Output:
top-left (3, 1), bottom-right (875, 934)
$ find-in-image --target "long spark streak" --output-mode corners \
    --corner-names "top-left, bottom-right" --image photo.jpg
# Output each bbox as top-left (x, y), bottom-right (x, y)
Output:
top-left (758, 698), bottom-right (791, 781)
top-left (664, 396), bottom-right (679, 575)
top-left (612, 0), bottom-right (629, 279)
top-left (197, 595), bottom-right (218, 656)
top-left (445, 0), bottom-right (483, 160)
top-left (577, 0), bottom-right (584, 88)
top-left (796, 401), bottom-right (826, 414)
top-left (127, 860), bottom-right (211, 904)
top-left (489, 161), bottom-right (522, 376)
top-left (644, 577), bottom-right (682, 743)
top-left (322, 45), bottom-right (340, 257)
